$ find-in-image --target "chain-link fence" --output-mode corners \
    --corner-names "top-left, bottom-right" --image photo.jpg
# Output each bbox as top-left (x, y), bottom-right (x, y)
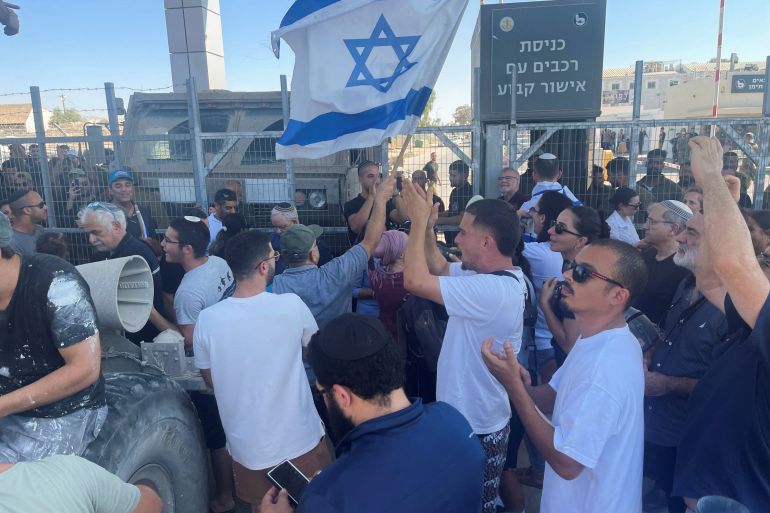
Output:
top-left (498, 118), bottom-right (769, 220)
top-left (0, 81), bottom-right (769, 264)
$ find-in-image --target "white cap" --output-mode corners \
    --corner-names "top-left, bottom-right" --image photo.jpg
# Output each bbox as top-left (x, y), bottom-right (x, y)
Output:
top-left (466, 195), bottom-right (485, 207)
top-left (538, 153), bottom-right (558, 160)
top-left (660, 200), bottom-right (693, 221)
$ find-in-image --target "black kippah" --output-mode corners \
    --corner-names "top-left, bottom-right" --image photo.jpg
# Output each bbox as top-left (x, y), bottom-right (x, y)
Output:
top-left (317, 313), bottom-right (391, 361)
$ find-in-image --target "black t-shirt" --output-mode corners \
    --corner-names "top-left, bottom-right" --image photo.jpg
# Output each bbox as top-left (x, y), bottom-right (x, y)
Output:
top-left (160, 255), bottom-right (185, 295)
top-left (0, 254), bottom-right (105, 417)
top-left (344, 194), bottom-right (368, 244)
top-left (448, 182), bottom-right (473, 214)
top-left (499, 192), bottom-right (530, 211)
top-left (633, 249), bottom-right (691, 325)
top-left (126, 204), bottom-right (158, 240)
top-left (445, 183), bottom-right (474, 246)
top-left (343, 194), bottom-right (395, 244)
top-left (673, 293), bottom-right (770, 512)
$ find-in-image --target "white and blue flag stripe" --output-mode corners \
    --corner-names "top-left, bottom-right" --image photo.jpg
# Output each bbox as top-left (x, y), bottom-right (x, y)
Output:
top-left (272, 0), bottom-right (469, 160)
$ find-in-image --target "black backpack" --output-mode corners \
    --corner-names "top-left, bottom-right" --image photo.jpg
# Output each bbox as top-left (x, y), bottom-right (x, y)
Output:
top-left (489, 270), bottom-right (537, 349)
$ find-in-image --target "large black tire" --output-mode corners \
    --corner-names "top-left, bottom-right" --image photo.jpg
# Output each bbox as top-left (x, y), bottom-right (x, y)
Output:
top-left (83, 370), bottom-right (208, 513)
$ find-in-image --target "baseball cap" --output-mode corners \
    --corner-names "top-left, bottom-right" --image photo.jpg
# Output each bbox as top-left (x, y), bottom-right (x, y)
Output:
top-left (281, 224), bottom-right (323, 261)
top-left (108, 169), bottom-right (134, 185)
top-left (0, 211), bottom-right (11, 248)
top-left (313, 313), bottom-right (392, 360)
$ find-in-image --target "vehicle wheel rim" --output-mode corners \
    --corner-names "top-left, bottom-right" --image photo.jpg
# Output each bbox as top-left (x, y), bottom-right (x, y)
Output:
top-left (130, 463), bottom-right (175, 513)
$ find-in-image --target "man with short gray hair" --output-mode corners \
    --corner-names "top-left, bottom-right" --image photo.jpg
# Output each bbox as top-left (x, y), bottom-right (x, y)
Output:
top-left (634, 200), bottom-right (693, 323)
top-left (78, 202), bottom-right (173, 344)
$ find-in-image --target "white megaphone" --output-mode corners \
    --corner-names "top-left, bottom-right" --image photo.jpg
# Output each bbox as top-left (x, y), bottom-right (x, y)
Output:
top-left (76, 255), bottom-right (154, 333)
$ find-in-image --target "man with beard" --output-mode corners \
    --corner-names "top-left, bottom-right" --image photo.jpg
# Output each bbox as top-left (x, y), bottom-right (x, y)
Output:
top-left (261, 314), bottom-right (485, 513)
top-left (482, 239), bottom-right (648, 513)
top-left (641, 212), bottom-right (728, 513)
top-left (672, 137), bottom-right (770, 512)
top-left (194, 230), bottom-right (331, 512)
top-left (401, 183), bottom-right (525, 513)
top-left (636, 149), bottom-right (682, 208)
top-left (8, 189), bottom-right (47, 255)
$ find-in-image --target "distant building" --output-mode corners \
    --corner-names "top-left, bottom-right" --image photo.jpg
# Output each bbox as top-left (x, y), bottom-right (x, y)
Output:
top-left (600, 59), bottom-right (766, 120)
top-left (0, 103), bottom-right (52, 136)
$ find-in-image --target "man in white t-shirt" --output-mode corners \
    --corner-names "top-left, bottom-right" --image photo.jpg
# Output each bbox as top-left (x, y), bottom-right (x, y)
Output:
top-left (401, 182), bottom-right (525, 513)
top-left (482, 239), bottom-right (648, 513)
top-left (194, 230), bottom-right (330, 509)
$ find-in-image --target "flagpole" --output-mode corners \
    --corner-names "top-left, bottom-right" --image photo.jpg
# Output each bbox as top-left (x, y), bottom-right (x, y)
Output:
top-left (710, 0), bottom-right (725, 136)
top-left (393, 135), bottom-right (413, 175)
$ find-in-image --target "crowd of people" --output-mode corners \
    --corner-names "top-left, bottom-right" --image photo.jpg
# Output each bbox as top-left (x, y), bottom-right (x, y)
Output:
top-left (0, 135), bottom-right (768, 513)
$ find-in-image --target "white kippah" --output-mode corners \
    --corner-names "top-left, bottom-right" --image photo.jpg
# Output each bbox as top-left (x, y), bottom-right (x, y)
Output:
top-left (466, 195), bottom-right (485, 207)
top-left (538, 153), bottom-right (558, 160)
top-left (661, 200), bottom-right (693, 221)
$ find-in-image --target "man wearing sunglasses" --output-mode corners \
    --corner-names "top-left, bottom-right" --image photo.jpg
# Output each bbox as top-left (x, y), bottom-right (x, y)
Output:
top-left (7, 188), bottom-right (47, 255)
top-left (482, 239), bottom-right (648, 513)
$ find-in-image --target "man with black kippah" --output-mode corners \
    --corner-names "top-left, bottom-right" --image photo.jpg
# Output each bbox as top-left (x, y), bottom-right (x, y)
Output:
top-left (261, 314), bottom-right (485, 513)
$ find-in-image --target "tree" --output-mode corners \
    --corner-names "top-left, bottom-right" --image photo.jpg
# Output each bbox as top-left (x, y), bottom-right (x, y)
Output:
top-left (50, 108), bottom-right (83, 124)
top-left (452, 104), bottom-right (472, 126)
top-left (418, 91), bottom-right (436, 127)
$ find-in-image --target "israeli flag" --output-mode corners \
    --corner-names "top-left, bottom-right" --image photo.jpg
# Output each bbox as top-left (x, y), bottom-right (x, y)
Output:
top-left (272, 0), bottom-right (469, 160)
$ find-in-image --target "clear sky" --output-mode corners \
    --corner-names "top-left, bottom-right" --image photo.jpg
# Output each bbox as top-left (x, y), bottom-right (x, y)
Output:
top-left (2, 0), bottom-right (768, 121)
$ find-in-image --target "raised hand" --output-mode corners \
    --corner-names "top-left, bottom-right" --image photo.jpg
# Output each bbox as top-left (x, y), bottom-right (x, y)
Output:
top-left (688, 136), bottom-right (724, 186)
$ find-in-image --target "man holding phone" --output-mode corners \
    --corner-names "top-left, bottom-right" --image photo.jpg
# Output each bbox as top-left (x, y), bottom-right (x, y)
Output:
top-left (261, 314), bottom-right (485, 513)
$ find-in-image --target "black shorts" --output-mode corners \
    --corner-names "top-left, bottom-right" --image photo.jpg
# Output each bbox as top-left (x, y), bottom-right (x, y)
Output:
top-left (189, 391), bottom-right (226, 450)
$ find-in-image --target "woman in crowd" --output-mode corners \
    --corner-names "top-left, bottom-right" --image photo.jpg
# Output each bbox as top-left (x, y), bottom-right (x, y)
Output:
top-left (540, 205), bottom-right (610, 365)
top-left (522, 191), bottom-right (573, 382)
top-left (746, 210), bottom-right (770, 256)
top-left (368, 230), bottom-right (409, 338)
top-left (605, 187), bottom-right (641, 245)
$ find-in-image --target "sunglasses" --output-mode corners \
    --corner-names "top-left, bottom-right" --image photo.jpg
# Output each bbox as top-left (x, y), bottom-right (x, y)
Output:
top-left (550, 220), bottom-right (582, 237)
top-left (20, 201), bottom-right (46, 209)
top-left (567, 261), bottom-right (626, 289)
top-left (86, 201), bottom-right (119, 220)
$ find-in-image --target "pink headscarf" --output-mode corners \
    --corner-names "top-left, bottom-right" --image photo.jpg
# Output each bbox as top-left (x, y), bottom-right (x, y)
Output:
top-left (374, 230), bottom-right (407, 266)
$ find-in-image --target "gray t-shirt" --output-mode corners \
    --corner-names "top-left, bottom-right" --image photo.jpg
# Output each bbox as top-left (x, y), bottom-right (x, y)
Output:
top-left (273, 244), bottom-right (368, 329)
top-left (0, 454), bottom-right (140, 513)
top-left (9, 225), bottom-right (45, 256)
top-left (174, 255), bottom-right (235, 326)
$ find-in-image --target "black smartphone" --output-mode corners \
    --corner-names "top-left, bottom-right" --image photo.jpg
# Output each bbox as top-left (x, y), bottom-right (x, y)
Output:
top-left (266, 460), bottom-right (310, 506)
top-left (396, 176), bottom-right (403, 191)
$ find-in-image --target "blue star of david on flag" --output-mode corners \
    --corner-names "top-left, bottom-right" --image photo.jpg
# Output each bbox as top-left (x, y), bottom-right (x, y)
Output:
top-left (344, 15), bottom-right (420, 93)
top-left (271, 0), bottom-right (469, 159)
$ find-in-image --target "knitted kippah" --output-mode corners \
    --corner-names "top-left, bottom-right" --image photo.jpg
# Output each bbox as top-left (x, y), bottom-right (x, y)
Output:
top-left (660, 200), bottom-right (693, 221)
